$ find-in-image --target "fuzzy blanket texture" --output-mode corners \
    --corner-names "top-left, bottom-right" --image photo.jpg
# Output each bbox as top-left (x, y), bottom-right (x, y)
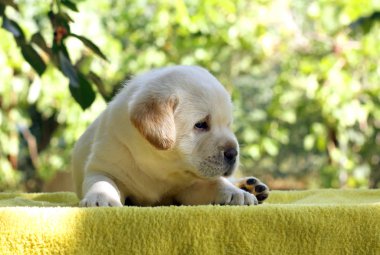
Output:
top-left (0, 189), bottom-right (379, 255)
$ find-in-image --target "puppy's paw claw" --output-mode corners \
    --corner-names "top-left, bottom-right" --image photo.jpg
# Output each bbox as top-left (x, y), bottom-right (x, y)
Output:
top-left (216, 188), bottom-right (258, 206)
top-left (80, 192), bottom-right (123, 207)
top-left (236, 177), bottom-right (269, 204)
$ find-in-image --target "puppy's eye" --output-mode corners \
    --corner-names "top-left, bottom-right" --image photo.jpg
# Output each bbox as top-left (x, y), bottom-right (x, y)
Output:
top-left (194, 121), bottom-right (209, 131)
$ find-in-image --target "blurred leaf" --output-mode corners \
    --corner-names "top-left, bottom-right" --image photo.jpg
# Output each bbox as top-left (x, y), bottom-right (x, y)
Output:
top-left (246, 145), bottom-right (261, 160)
top-left (0, 0), bottom-right (17, 10)
top-left (31, 32), bottom-right (51, 55)
top-left (1, 16), bottom-right (24, 40)
top-left (70, 33), bottom-right (108, 61)
top-left (48, 11), bottom-right (71, 33)
top-left (349, 11), bottom-right (380, 35)
top-left (0, 4), bottom-right (4, 15)
top-left (262, 138), bottom-right (279, 156)
top-left (58, 50), bottom-right (79, 87)
top-left (88, 71), bottom-right (110, 101)
top-left (57, 50), bottom-right (95, 109)
top-left (20, 43), bottom-right (47, 76)
top-left (59, 12), bottom-right (74, 23)
top-left (69, 72), bottom-right (96, 110)
top-left (304, 135), bottom-right (315, 151)
top-left (61, 0), bottom-right (78, 12)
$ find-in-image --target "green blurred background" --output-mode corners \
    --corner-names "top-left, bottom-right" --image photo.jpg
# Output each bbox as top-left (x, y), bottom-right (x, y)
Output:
top-left (0, 0), bottom-right (379, 192)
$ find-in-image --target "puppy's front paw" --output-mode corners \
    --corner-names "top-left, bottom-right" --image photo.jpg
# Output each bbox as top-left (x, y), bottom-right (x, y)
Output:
top-left (216, 186), bottom-right (258, 206)
top-left (80, 192), bottom-right (123, 207)
top-left (235, 177), bottom-right (269, 204)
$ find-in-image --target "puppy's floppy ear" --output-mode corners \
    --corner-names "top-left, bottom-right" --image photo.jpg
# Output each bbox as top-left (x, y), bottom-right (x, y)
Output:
top-left (130, 94), bottom-right (178, 150)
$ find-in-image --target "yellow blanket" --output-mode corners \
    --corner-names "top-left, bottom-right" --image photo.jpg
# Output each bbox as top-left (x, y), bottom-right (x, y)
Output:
top-left (0, 190), bottom-right (379, 255)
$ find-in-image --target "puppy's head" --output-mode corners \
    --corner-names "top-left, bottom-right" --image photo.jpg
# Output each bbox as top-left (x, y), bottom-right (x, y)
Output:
top-left (129, 66), bottom-right (239, 178)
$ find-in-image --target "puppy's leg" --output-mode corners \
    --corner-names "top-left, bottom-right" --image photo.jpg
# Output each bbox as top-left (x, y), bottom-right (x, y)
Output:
top-left (176, 177), bottom-right (258, 206)
top-left (232, 177), bottom-right (269, 204)
top-left (80, 173), bottom-right (123, 207)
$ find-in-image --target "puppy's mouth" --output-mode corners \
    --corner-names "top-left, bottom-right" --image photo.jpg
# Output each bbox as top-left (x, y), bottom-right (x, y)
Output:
top-left (197, 156), bottom-right (237, 178)
top-left (223, 167), bottom-right (234, 177)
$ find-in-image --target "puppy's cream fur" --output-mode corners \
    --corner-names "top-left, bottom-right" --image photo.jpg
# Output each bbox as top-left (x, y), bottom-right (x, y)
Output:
top-left (71, 66), bottom-right (258, 206)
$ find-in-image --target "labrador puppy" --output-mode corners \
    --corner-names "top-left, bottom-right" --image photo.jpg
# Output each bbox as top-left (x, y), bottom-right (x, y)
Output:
top-left (71, 66), bottom-right (269, 207)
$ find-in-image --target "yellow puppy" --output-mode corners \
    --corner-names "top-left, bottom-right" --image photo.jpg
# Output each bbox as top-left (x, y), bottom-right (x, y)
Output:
top-left (71, 66), bottom-right (268, 207)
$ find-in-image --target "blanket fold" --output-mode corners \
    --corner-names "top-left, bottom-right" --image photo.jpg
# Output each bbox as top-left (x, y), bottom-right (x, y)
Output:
top-left (0, 189), bottom-right (379, 255)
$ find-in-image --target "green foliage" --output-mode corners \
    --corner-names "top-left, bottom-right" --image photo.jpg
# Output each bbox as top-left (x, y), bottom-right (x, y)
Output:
top-left (1, 0), bottom-right (106, 110)
top-left (0, 0), bottom-right (379, 191)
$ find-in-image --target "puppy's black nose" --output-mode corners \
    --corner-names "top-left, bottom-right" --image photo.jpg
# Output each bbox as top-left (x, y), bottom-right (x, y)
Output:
top-left (224, 148), bottom-right (238, 164)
